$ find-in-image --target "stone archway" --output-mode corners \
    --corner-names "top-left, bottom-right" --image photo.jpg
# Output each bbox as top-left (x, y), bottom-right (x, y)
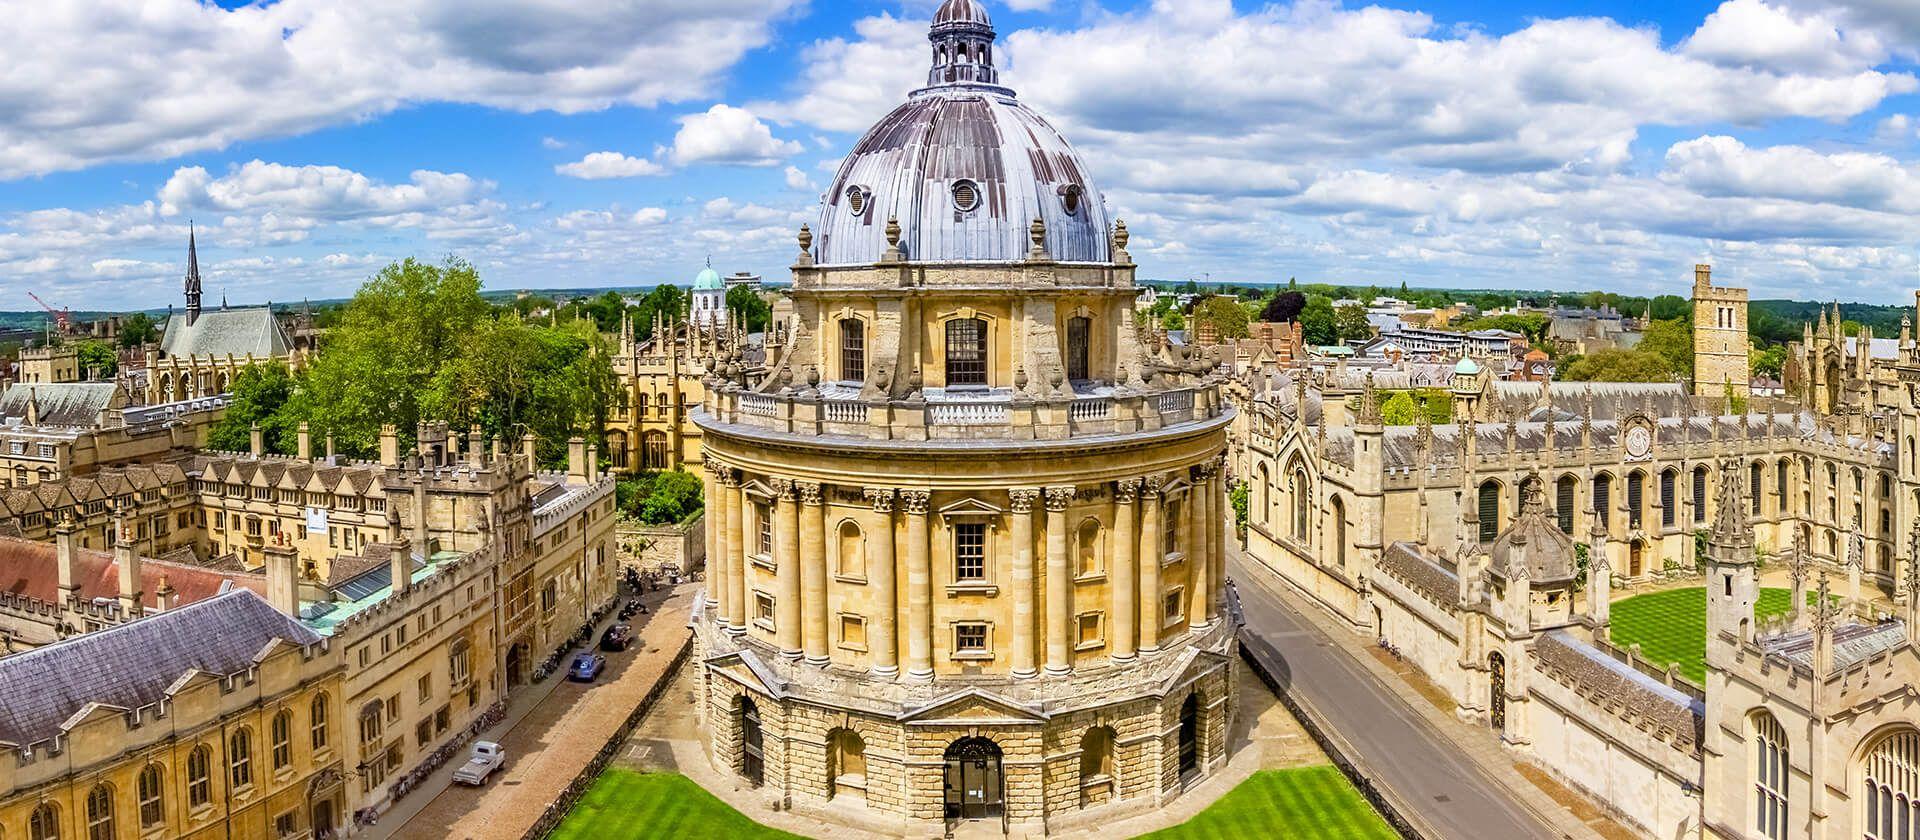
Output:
top-left (943, 736), bottom-right (1003, 821)
top-left (1178, 693), bottom-right (1200, 778)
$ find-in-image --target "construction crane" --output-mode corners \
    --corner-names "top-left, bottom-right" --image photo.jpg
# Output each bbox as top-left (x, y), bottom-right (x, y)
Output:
top-left (27, 292), bottom-right (71, 335)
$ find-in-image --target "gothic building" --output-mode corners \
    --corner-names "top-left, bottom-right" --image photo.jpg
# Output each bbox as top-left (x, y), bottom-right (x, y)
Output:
top-left (689, 1), bottom-right (1236, 832)
top-left (146, 230), bottom-right (302, 404)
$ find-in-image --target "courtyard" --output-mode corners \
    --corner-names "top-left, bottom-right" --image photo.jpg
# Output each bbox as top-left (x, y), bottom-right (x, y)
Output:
top-left (1608, 587), bottom-right (1805, 683)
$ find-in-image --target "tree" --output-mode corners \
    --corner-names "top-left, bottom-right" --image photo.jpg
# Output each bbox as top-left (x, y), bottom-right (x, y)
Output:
top-left (1261, 291), bottom-right (1306, 323)
top-left (1637, 318), bottom-right (1694, 379)
top-left (73, 341), bottom-right (117, 378)
top-left (1191, 296), bottom-right (1250, 340)
top-left (1160, 310), bottom-right (1186, 331)
top-left (643, 284), bottom-right (687, 325)
top-left (420, 315), bottom-right (616, 467)
top-left (116, 313), bottom-right (158, 349)
top-left (640, 470), bottom-right (704, 525)
top-left (1334, 304), bottom-right (1371, 343)
top-left (208, 362), bottom-right (298, 454)
top-left (1751, 344), bottom-right (1787, 379)
top-left (727, 285), bottom-right (772, 333)
top-left (1380, 391), bottom-right (1421, 425)
top-left (1647, 294), bottom-right (1690, 322)
top-left (1559, 350), bottom-right (1675, 382)
top-left (1299, 296), bottom-right (1337, 346)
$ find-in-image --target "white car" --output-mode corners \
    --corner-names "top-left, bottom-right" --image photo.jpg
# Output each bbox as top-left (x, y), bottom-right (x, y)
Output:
top-left (451, 741), bottom-right (506, 786)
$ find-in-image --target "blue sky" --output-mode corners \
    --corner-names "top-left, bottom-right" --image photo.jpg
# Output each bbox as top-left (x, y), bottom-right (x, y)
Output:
top-left (4, 0), bottom-right (1919, 309)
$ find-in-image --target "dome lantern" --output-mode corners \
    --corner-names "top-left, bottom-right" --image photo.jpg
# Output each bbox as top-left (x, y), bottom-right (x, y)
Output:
top-left (929, 0), bottom-right (999, 89)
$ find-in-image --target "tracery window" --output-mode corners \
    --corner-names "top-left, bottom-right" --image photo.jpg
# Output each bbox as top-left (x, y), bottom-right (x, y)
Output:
top-left (1864, 730), bottom-right (1920, 840)
top-left (1754, 712), bottom-right (1788, 840)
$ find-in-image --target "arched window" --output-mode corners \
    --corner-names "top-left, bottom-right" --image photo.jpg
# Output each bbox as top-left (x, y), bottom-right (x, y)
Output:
top-left (1292, 468), bottom-right (1311, 541)
top-left (1863, 729), bottom-right (1919, 840)
top-left (1331, 496), bottom-right (1348, 569)
top-left (84, 785), bottom-right (112, 840)
top-left (607, 431), bottom-right (628, 469)
top-left (836, 520), bottom-right (865, 579)
top-left (1660, 469), bottom-right (1677, 528)
top-left (1626, 471), bottom-right (1644, 529)
top-left (642, 432), bottom-right (669, 470)
top-left (187, 744), bottom-right (212, 807)
top-left (945, 318), bottom-right (988, 386)
top-left (1555, 475), bottom-right (1577, 534)
top-left (229, 728), bottom-right (253, 789)
top-left (271, 710), bottom-right (293, 770)
top-left (1593, 474), bottom-right (1613, 528)
top-left (1776, 459), bottom-right (1789, 511)
top-left (1065, 316), bottom-right (1091, 382)
top-left (310, 694), bottom-right (331, 752)
top-left (1754, 712), bottom-right (1789, 840)
top-left (1079, 726), bottom-right (1117, 807)
top-left (1693, 466), bottom-right (1709, 523)
top-left (1255, 464), bottom-right (1270, 525)
top-left (1076, 519), bottom-right (1101, 576)
top-left (827, 728), bottom-right (867, 800)
top-left (1477, 480), bottom-right (1500, 542)
top-left (137, 764), bottom-right (164, 827)
top-left (29, 803), bottom-right (57, 840)
top-left (840, 319), bottom-right (865, 383)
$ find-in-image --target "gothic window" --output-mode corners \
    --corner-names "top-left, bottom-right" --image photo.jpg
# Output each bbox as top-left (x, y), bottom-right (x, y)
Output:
top-left (1477, 481), bottom-right (1500, 542)
top-left (1066, 316), bottom-right (1091, 382)
top-left (30, 803), bottom-right (58, 840)
top-left (311, 694), bottom-right (331, 752)
top-left (1331, 496), bottom-right (1347, 569)
top-left (945, 318), bottom-right (988, 386)
top-left (1693, 466), bottom-right (1708, 523)
top-left (954, 523), bottom-right (986, 581)
top-left (1292, 468), bottom-right (1311, 541)
top-left (1750, 463), bottom-right (1763, 515)
top-left (1255, 464), bottom-right (1270, 526)
top-left (1863, 729), bottom-right (1919, 840)
top-left (137, 764), bottom-right (163, 827)
top-left (840, 319), bottom-right (865, 383)
top-left (271, 710), bottom-right (293, 770)
top-left (1627, 472), bottom-right (1644, 529)
top-left (187, 745), bottom-right (213, 807)
top-left (1556, 475), bottom-right (1577, 534)
top-left (229, 728), bottom-right (254, 789)
top-left (1593, 474), bottom-right (1612, 528)
top-left (642, 432), bottom-right (669, 470)
top-left (1660, 470), bottom-right (1676, 528)
top-left (84, 785), bottom-right (112, 840)
top-left (1753, 712), bottom-right (1788, 840)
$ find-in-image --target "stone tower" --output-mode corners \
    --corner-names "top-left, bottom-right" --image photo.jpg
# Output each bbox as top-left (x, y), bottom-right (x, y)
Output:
top-left (1705, 458), bottom-right (1758, 660)
top-left (1691, 264), bottom-right (1749, 399)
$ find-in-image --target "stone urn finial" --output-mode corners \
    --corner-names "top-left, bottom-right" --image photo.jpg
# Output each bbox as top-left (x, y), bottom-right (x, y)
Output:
top-left (1114, 219), bottom-right (1130, 251)
top-left (1014, 366), bottom-right (1029, 390)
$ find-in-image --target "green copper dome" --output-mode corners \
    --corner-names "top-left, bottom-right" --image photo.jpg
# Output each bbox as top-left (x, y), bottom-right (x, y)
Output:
top-left (694, 264), bottom-right (723, 290)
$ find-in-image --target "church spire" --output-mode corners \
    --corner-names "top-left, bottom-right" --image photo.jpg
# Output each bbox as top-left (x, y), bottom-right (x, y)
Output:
top-left (184, 222), bottom-right (203, 326)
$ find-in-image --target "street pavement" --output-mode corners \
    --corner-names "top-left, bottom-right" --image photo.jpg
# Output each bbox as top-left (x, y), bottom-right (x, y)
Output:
top-left (1230, 550), bottom-right (1567, 840)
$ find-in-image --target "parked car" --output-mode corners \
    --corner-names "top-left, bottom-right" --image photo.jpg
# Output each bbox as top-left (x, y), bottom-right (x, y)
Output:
top-left (600, 623), bottom-right (633, 651)
top-left (568, 653), bottom-right (606, 682)
top-left (451, 741), bottom-right (506, 786)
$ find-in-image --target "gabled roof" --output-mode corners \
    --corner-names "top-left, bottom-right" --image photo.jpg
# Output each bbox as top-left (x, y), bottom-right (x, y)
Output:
top-left (159, 307), bottom-right (290, 361)
top-left (0, 534), bottom-right (264, 608)
top-left (0, 590), bottom-right (321, 747)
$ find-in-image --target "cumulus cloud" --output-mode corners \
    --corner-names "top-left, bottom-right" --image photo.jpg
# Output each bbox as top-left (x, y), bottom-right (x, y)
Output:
top-left (554, 152), bottom-right (668, 180)
top-left (666, 105), bottom-right (804, 167)
top-left (158, 161), bottom-right (488, 219)
top-left (1683, 0), bottom-right (1885, 73)
top-left (0, 0), bottom-right (801, 178)
top-left (1661, 135), bottom-right (1920, 213)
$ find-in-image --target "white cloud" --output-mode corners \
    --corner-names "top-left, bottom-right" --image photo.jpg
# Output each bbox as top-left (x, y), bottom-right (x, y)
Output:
top-left (667, 105), bottom-right (803, 167)
top-left (1661, 135), bottom-right (1920, 213)
top-left (554, 151), bottom-right (668, 180)
top-left (0, 0), bottom-right (802, 179)
top-left (541, 137), bottom-right (569, 150)
top-left (1683, 0), bottom-right (1884, 73)
top-left (158, 161), bottom-right (488, 220)
top-left (784, 165), bottom-right (817, 192)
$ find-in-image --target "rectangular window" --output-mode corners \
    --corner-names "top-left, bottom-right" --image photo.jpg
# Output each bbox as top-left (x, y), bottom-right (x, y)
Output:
top-left (1077, 612), bottom-right (1103, 648)
top-left (418, 674), bottom-right (432, 702)
top-left (945, 318), bottom-right (988, 386)
top-left (755, 503), bottom-right (772, 556)
top-left (839, 615), bottom-right (866, 650)
top-left (275, 812), bottom-right (298, 839)
top-left (754, 592), bottom-right (775, 628)
top-left (954, 523), bottom-right (986, 581)
top-left (954, 623), bottom-right (987, 653)
top-left (1164, 589), bottom-right (1185, 625)
top-left (1066, 316), bottom-right (1091, 381)
top-left (841, 319), bottom-right (865, 383)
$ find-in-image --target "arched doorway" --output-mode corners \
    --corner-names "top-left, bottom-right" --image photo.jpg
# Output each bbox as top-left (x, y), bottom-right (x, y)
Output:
top-left (739, 696), bottom-right (764, 787)
top-left (1629, 540), bottom-right (1644, 578)
top-left (1178, 694), bottom-right (1200, 778)
top-left (943, 737), bottom-right (1003, 821)
top-left (1489, 653), bottom-right (1507, 731)
top-left (506, 642), bottom-right (528, 686)
top-left (312, 800), bottom-right (335, 840)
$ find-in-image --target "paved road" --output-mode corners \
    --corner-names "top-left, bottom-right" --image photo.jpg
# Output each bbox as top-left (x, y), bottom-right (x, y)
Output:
top-left (1230, 553), bottom-right (1562, 840)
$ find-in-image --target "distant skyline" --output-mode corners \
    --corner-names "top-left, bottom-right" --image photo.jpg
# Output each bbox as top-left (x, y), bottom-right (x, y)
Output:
top-left (5, 0), bottom-right (1920, 309)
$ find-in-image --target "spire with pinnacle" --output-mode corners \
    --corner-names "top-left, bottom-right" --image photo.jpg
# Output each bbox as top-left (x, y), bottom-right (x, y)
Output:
top-left (184, 222), bottom-right (203, 326)
top-left (1709, 458), bottom-right (1754, 562)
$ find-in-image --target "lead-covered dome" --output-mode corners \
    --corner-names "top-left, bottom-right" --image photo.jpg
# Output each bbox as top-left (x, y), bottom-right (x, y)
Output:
top-left (812, 1), bottom-right (1112, 266)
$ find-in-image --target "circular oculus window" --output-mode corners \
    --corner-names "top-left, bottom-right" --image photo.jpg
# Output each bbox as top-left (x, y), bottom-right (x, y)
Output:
top-left (845, 186), bottom-right (870, 217)
top-left (952, 180), bottom-right (980, 213)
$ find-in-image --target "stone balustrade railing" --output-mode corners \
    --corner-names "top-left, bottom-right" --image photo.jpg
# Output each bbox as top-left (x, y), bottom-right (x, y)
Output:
top-left (700, 382), bottom-right (1228, 444)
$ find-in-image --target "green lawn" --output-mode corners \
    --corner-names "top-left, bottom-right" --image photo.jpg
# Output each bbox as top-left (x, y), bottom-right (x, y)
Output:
top-left (549, 770), bottom-right (806, 840)
top-left (1136, 766), bottom-right (1397, 840)
top-left (1610, 587), bottom-right (1804, 684)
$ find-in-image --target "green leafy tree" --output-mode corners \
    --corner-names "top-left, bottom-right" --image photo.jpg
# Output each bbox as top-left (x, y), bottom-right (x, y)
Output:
top-left (1334, 304), bottom-right (1372, 343)
top-left (420, 316), bottom-right (616, 467)
top-left (640, 470), bottom-right (704, 525)
top-left (727, 285), bottom-right (772, 333)
top-left (1299, 296), bottom-right (1337, 345)
top-left (73, 341), bottom-right (117, 378)
top-left (1647, 294), bottom-right (1690, 322)
top-left (1637, 318), bottom-right (1694, 379)
top-left (1160, 310), bottom-right (1186, 331)
top-left (1380, 391), bottom-right (1421, 425)
top-left (208, 362), bottom-right (299, 454)
top-left (1559, 349), bottom-right (1676, 382)
top-left (643, 285), bottom-right (687, 325)
top-left (116, 313), bottom-right (158, 349)
top-left (1191, 296), bottom-right (1250, 340)
top-left (1751, 344), bottom-right (1786, 379)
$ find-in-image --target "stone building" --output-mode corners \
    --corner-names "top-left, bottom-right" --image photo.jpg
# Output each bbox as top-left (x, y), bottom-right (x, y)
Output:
top-left (691, 261), bottom-right (728, 332)
top-left (689, 3), bottom-right (1235, 833)
top-left (1242, 265), bottom-right (1920, 839)
top-left (15, 346), bottom-right (80, 385)
top-left (0, 386), bottom-right (224, 488)
top-left (146, 231), bottom-right (301, 403)
top-left (0, 589), bottom-right (348, 840)
top-left (607, 298), bottom-right (770, 473)
top-left (1693, 265), bottom-right (1750, 399)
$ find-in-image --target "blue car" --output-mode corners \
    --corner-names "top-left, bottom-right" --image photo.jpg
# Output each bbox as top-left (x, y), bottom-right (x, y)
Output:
top-left (568, 653), bottom-right (606, 682)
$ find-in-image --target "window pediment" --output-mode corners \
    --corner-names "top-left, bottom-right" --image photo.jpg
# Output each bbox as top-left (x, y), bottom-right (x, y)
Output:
top-left (938, 497), bottom-right (1004, 522)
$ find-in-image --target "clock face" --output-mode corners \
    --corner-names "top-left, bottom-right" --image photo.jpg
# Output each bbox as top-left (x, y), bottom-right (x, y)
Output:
top-left (1625, 425), bottom-right (1652, 459)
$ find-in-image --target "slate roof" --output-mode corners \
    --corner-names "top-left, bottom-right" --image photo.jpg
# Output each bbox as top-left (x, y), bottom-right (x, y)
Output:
top-left (0, 589), bottom-right (321, 747)
top-left (1762, 621), bottom-right (1907, 671)
top-left (159, 307), bottom-right (290, 361)
top-left (1533, 631), bottom-right (1702, 752)
top-left (0, 383), bottom-right (126, 427)
top-left (1378, 541), bottom-right (1458, 607)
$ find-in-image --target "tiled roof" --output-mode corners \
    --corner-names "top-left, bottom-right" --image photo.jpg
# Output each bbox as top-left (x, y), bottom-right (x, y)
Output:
top-left (0, 590), bottom-right (321, 746)
top-left (0, 534), bottom-right (263, 609)
top-left (0, 382), bottom-right (126, 427)
top-left (159, 307), bottom-right (290, 361)
top-left (1378, 542), bottom-right (1458, 607)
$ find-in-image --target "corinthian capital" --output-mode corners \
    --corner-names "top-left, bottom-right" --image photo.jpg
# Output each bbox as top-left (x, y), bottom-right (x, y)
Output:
top-left (1008, 488), bottom-right (1040, 514)
top-left (1114, 477), bottom-right (1140, 504)
top-left (1044, 486), bottom-right (1075, 512)
top-left (864, 487), bottom-right (896, 513)
top-left (899, 489), bottom-right (931, 515)
top-left (769, 477), bottom-right (796, 500)
top-left (797, 481), bottom-right (823, 506)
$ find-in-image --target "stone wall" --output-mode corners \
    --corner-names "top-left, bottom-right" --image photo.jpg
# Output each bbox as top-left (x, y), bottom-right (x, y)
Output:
top-left (619, 512), bottom-right (706, 576)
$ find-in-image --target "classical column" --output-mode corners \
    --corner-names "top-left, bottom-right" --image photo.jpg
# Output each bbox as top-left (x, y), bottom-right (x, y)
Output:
top-left (1211, 459), bottom-right (1228, 618)
top-left (1139, 476), bottom-right (1164, 654)
top-left (705, 463), bottom-right (728, 625)
top-left (772, 478), bottom-right (802, 660)
top-left (1044, 485), bottom-right (1075, 676)
top-left (1110, 479), bottom-right (1139, 662)
top-left (902, 490), bottom-right (934, 680)
top-left (1008, 488), bottom-right (1041, 679)
top-left (1190, 464), bottom-right (1213, 629)
top-left (864, 489), bottom-right (900, 678)
top-left (799, 481), bottom-right (829, 666)
top-left (722, 468), bottom-right (746, 634)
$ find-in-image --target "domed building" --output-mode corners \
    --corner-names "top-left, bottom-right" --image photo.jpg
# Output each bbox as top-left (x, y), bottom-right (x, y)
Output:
top-left (692, 259), bottom-right (728, 332)
top-left (691, 1), bottom-right (1237, 832)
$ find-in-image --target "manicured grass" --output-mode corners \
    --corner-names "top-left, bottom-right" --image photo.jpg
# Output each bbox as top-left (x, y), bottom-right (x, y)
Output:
top-left (1610, 587), bottom-right (1805, 684)
top-left (1136, 766), bottom-right (1397, 840)
top-left (549, 769), bottom-right (807, 840)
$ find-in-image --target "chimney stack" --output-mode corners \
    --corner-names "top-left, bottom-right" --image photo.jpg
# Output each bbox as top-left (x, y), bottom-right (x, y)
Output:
top-left (410, 478), bottom-right (431, 565)
top-left (249, 423), bottom-right (264, 457)
top-left (54, 514), bottom-right (78, 607)
top-left (297, 422), bottom-right (312, 460)
top-left (264, 534), bottom-right (299, 618)
top-left (113, 512), bottom-right (142, 619)
top-left (379, 424), bottom-right (400, 467)
top-left (325, 433), bottom-right (336, 462)
top-left (470, 424), bottom-right (485, 465)
top-left (586, 441), bottom-right (600, 482)
top-left (522, 432), bottom-right (539, 475)
top-left (567, 436), bottom-right (589, 483)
